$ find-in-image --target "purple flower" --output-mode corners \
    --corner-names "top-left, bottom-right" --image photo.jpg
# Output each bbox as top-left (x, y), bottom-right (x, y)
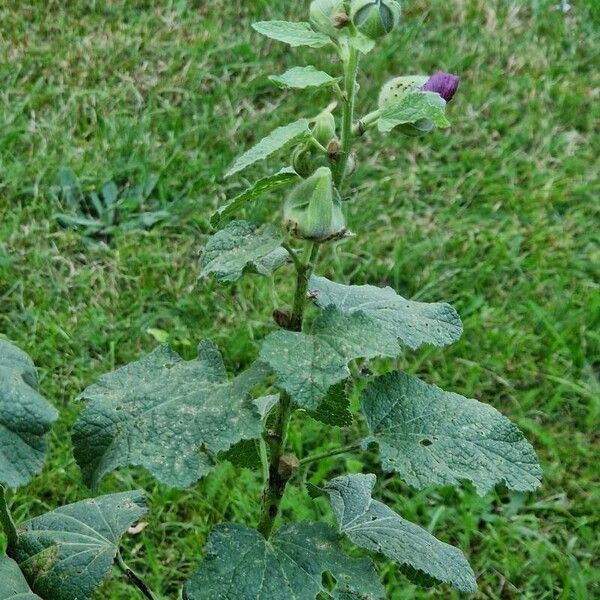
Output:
top-left (421, 71), bottom-right (460, 102)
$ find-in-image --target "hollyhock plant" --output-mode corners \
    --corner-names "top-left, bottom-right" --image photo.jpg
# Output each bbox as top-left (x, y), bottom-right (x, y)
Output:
top-left (422, 70), bottom-right (460, 102)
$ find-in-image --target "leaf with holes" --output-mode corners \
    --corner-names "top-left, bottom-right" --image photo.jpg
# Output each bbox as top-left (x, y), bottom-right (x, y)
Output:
top-left (72, 342), bottom-right (265, 489)
top-left (13, 491), bottom-right (146, 600)
top-left (322, 474), bottom-right (477, 593)
top-left (0, 340), bottom-right (58, 489)
top-left (200, 220), bottom-right (288, 283)
top-left (260, 306), bottom-right (399, 410)
top-left (309, 276), bottom-right (463, 350)
top-left (269, 66), bottom-right (341, 90)
top-left (0, 556), bottom-right (41, 600)
top-left (184, 521), bottom-right (384, 600)
top-left (378, 92), bottom-right (449, 133)
top-left (361, 371), bottom-right (543, 495)
top-left (252, 21), bottom-right (332, 48)
top-left (211, 168), bottom-right (299, 226)
top-left (226, 119), bottom-right (311, 178)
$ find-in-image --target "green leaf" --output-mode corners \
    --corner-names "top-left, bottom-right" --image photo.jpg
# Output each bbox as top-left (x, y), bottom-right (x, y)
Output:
top-left (200, 220), bottom-right (288, 283)
top-left (260, 306), bottom-right (398, 410)
top-left (269, 66), bottom-right (341, 90)
top-left (310, 276), bottom-right (463, 350)
top-left (361, 371), bottom-right (543, 495)
top-left (184, 521), bottom-right (384, 600)
top-left (0, 340), bottom-right (58, 489)
top-left (252, 21), bottom-right (332, 48)
top-left (322, 474), bottom-right (477, 593)
top-left (211, 168), bottom-right (299, 226)
top-left (73, 342), bottom-right (264, 489)
top-left (226, 119), bottom-right (311, 178)
top-left (14, 491), bottom-right (147, 600)
top-left (378, 92), bottom-right (450, 133)
top-left (0, 557), bottom-right (41, 600)
top-left (347, 31), bottom-right (376, 54)
top-left (309, 382), bottom-right (353, 427)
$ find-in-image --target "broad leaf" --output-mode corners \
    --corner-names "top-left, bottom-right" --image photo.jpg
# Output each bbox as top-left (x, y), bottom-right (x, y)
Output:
top-left (226, 119), bottom-right (311, 178)
top-left (322, 474), bottom-right (477, 593)
top-left (309, 382), bottom-right (353, 427)
top-left (269, 66), bottom-right (341, 90)
top-left (184, 521), bottom-right (384, 600)
top-left (347, 32), bottom-right (376, 54)
top-left (260, 306), bottom-right (399, 410)
top-left (211, 168), bottom-right (299, 226)
top-left (361, 371), bottom-right (543, 495)
top-left (200, 220), bottom-right (288, 283)
top-left (378, 92), bottom-right (449, 133)
top-left (0, 340), bottom-right (58, 489)
top-left (14, 491), bottom-right (146, 600)
top-left (310, 276), bottom-right (463, 350)
top-left (252, 21), bottom-right (332, 48)
top-left (73, 342), bottom-right (265, 488)
top-left (0, 557), bottom-right (41, 600)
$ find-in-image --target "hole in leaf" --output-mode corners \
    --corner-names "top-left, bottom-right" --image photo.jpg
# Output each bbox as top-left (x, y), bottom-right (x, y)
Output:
top-left (420, 438), bottom-right (433, 447)
top-left (321, 571), bottom-right (337, 591)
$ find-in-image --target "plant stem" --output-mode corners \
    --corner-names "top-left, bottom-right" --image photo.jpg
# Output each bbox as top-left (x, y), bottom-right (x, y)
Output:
top-left (257, 242), bottom-right (320, 539)
top-left (116, 552), bottom-right (159, 600)
top-left (298, 442), bottom-right (361, 467)
top-left (333, 46), bottom-right (360, 188)
top-left (0, 485), bottom-right (18, 554)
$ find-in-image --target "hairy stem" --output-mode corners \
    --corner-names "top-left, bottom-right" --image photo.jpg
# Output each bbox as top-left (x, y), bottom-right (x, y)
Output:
top-left (116, 552), bottom-right (159, 600)
top-left (333, 46), bottom-right (360, 188)
top-left (0, 485), bottom-right (18, 554)
top-left (257, 242), bottom-right (320, 538)
top-left (298, 442), bottom-right (362, 467)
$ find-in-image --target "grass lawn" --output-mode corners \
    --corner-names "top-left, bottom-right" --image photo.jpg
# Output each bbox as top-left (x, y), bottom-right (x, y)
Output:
top-left (1, 0), bottom-right (598, 598)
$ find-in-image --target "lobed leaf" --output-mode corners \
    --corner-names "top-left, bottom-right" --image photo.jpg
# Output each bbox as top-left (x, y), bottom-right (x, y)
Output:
top-left (361, 371), bottom-right (543, 495)
top-left (260, 306), bottom-right (399, 410)
top-left (200, 220), bottom-right (288, 283)
top-left (14, 491), bottom-right (147, 600)
top-left (378, 92), bottom-right (450, 133)
top-left (0, 340), bottom-right (58, 489)
top-left (309, 276), bottom-right (463, 350)
top-left (0, 556), bottom-right (41, 600)
top-left (184, 521), bottom-right (384, 600)
top-left (73, 342), bottom-right (265, 489)
top-left (226, 119), bottom-right (311, 178)
top-left (269, 66), bottom-right (341, 90)
top-left (211, 168), bottom-right (299, 226)
top-left (252, 21), bottom-right (332, 48)
top-left (322, 474), bottom-right (477, 593)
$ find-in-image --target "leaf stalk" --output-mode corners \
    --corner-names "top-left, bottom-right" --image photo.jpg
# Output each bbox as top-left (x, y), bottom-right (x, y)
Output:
top-left (116, 552), bottom-right (159, 600)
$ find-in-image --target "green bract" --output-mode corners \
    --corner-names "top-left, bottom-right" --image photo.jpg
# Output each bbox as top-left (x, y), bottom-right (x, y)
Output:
top-left (1, 3), bottom-right (542, 600)
top-left (351, 0), bottom-right (402, 40)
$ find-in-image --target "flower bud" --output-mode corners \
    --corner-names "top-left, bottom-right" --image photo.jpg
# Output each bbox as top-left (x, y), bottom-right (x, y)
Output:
top-left (283, 167), bottom-right (346, 241)
top-left (351, 0), bottom-right (401, 40)
top-left (292, 144), bottom-right (329, 178)
top-left (310, 0), bottom-right (349, 37)
top-left (313, 110), bottom-right (337, 147)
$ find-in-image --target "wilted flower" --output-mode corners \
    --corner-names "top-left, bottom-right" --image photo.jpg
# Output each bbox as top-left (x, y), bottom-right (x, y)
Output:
top-left (421, 71), bottom-right (460, 102)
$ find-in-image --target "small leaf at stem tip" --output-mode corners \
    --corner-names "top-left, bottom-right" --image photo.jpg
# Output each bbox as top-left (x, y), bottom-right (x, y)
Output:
top-left (73, 343), bottom-right (265, 489)
top-left (378, 91), bottom-right (450, 133)
top-left (252, 20), bottom-right (333, 48)
top-left (269, 66), bottom-right (342, 90)
top-left (361, 371), bottom-right (543, 495)
top-left (0, 339), bottom-right (58, 489)
top-left (309, 275), bottom-right (463, 350)
top-left (210, 167), bottom-right (299, 226)
top-left (226, 119), bottom-right (312, 178)
top-left (322, 473), bottom-right (477, 593)
top-left (184, 521), bottom-right (385, 599)
top-left (14, 491), bottom-right (147, 600)
top-left (200, 220), bottom-right (288, 283)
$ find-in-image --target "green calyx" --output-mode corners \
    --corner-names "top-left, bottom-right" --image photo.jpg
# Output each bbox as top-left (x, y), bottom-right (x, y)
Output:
top-left (310, 0), bottom-right (350, 37)
top-left (351, 0), bottom-right (401, 40)
top-left (313, 110), bottom-right (337, 147)
top-left (379, 75), bottom-right (435, 136)
top-left (283, 167), bottom-right (346, 241)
